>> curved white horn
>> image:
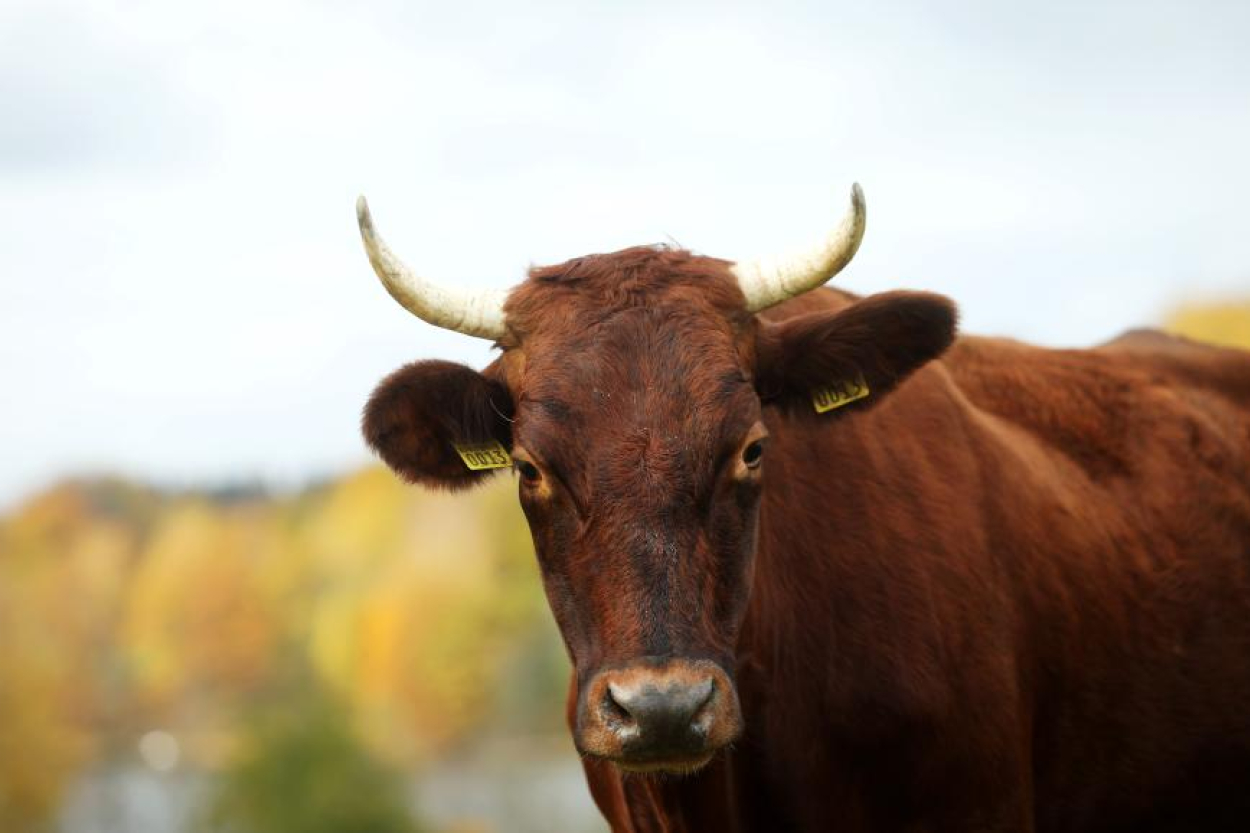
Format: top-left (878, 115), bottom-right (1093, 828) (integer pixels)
top-left (356, 196), bottom-right (508, 340)
top-left (730, 184), bottom-right (867, 313)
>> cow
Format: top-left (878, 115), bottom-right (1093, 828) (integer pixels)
top-left (354, 186), bottom-right (1250, 832)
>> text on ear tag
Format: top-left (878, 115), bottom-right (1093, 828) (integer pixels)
top-left (453, 440), bottom-right (512, 471)
top-left (811, 373), bottom-right (870, 414)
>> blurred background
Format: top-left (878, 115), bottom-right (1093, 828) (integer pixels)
top-left (2, 0), bottom-right (1248, 830)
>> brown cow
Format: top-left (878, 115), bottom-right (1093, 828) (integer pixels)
top-left (355, 188), bottom-right (1250, 832)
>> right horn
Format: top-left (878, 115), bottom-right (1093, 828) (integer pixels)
top-left (730, 184), bottom-right (866, 313)
top-left (356, 196), bottom-right (509, 341)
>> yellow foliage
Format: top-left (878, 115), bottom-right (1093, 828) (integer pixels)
top-left (122, 503), bottom-right (278, 706)
top-left (306, 475), bottom-right (547, 762)
top-left (1166, 299), bottom-right (1250, 350)
top-left (0, 487), bottom-right (109, 828)
top-left (0, 643), bottom-right (90, 829)
top-left (0, 464), bottom-right (563, 826)
top-left (305, 466), bottom-right (411, 578)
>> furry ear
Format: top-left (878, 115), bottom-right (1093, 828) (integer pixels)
top-left (755, 291), bottom-right (957, 416)
top-left (363, 360), bottom-right (515, 490)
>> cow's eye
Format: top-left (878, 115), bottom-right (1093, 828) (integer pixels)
top-left (742, 440), bottom-right (765, 469)
top-left (516, 460), bottom-right (542, 483)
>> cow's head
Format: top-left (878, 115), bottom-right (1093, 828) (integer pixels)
top-left (357, 187), bottom-right (955, 773)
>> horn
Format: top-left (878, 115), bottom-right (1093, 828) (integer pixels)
top-left (730, 184), bottom-right (866, 313)
top-left (356, 196), bottom-right (508, 340)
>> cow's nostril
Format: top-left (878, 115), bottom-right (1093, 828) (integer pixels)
top-left (603, 683), bottom-right (635, 727)
top-left (687, 678), bottom-right (715, 724)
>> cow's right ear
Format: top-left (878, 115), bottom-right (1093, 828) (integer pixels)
top-left (362, 360), bottom-right (515, 490)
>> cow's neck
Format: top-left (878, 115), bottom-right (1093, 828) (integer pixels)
top-left (745, 361), bottom-right (983, 734)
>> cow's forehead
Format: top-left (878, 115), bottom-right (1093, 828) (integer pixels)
top-left (501, 246), bottom-right (753, 403)
top-left (517, 305), bottom-right (751, 421)
top-left (502, 245), bottom-right (749, 340)
top-left (503, 308), bottom-right (759, 485)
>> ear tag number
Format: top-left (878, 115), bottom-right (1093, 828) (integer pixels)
top-left (453, 440), bottom-right (512, 471)
top-left (811, 373), bottom-right (870, 414)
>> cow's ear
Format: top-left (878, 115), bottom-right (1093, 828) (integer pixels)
top-left (363, 359), bottom-right (515, 490)
top-left (754, 291), bottom-right (957, 416)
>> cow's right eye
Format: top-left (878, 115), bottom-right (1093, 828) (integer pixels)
top-left (516, 460), bottom-right (542, 483)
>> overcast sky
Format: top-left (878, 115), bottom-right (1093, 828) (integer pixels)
top-left (2, 0), bottom-right (1249, 509)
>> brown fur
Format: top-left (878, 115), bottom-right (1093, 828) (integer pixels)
top-left (363, 245), bottom-right (1250, 832)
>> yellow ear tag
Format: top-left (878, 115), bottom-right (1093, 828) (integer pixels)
top-left (811, 373), bottom-right (870, 414)
top-left (452, 440), bottom-right (513, 471)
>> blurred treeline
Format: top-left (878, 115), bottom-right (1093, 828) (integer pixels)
top-left (0, 468), bottom-right (572, 832)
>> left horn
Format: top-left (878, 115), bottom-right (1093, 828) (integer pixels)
top-left (730, 184), bottom-right (867, 313)
top-left (356, 196), bottom-right (508, 340)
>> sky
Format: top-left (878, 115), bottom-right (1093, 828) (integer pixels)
top-left (2, 0), bottom-right (1249, 509)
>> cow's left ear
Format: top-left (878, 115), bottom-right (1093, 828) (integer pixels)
top-left (754, 291), bottom-right (957, 415)
top-left (363, 359), bottom-right (515, 490)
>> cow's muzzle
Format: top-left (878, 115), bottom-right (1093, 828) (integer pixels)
top-left (576, 659), bottom-right (742, 773)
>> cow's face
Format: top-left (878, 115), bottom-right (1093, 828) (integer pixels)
top-left (362, 247), bottom-right (955, 773)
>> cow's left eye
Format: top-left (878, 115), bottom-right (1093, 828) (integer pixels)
top-left (742, 440), bottom-right (765, 469)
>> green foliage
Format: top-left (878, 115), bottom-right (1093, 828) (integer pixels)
top-left (199, 679), bottom-right (422, 833)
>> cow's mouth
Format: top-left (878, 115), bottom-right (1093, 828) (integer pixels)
top-left (613, 750), bottom-right (717, 775)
